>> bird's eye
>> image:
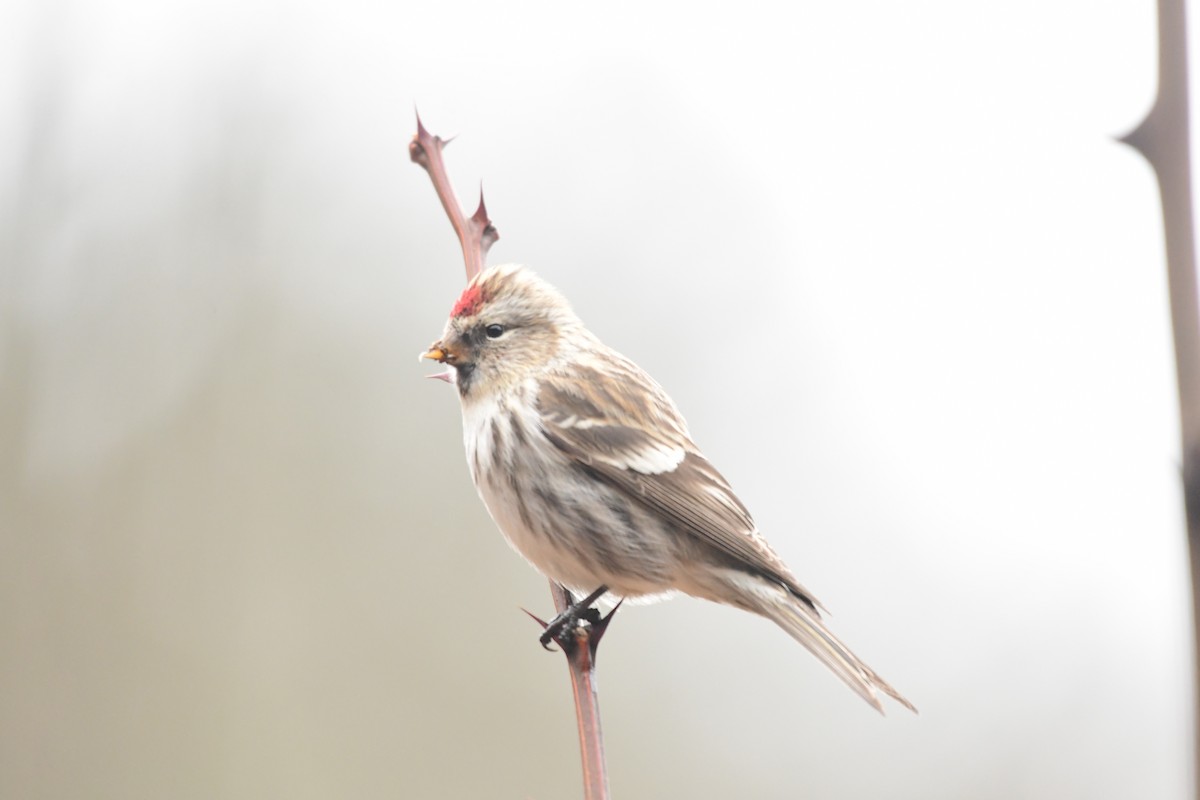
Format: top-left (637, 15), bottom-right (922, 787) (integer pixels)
top-left (484, 324), bottom-right (505, 339)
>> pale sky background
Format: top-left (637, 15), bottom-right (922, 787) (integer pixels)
top-left (1, 1), bottom-right (1195, 798)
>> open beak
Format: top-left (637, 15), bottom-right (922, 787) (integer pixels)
top-left (420, 341), bottom-right (457, 384)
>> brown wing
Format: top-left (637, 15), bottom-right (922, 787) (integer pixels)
top-left (535, 355), bottom-right (819, 609)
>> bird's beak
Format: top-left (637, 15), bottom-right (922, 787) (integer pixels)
top-left (420, 341), bottom-right (453, 364)
top-left (420, 341), bottom-right (459, 384)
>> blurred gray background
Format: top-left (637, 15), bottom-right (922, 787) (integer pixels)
top-left (1, 1), bottom-right (1191, 798)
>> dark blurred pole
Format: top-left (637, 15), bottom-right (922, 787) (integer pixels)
top-left (1119, 0), bottom-right (1200, 795)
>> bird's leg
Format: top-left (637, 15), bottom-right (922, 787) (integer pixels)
top-left (538, 585), bottom-right (609, 649)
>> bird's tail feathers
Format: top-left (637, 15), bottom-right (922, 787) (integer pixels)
top-left (720, 570), bottom-right (916, 714)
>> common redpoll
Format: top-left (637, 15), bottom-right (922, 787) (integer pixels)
top-left (422, 264), bottom-right (914, 713)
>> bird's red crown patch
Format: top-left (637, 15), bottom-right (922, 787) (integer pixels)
top-left (450, 284), bottom-right (485, 318)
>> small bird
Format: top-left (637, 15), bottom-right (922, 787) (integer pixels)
top-left (422, 264), bottom-right (914, 713)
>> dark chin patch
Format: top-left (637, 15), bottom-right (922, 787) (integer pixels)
top-left (455, 363), bottom-right (476, 395)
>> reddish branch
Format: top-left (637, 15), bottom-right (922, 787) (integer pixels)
top-left (409, 113), bottom-right (611, 800)
top-left (409, 116), bottom-right (498, 281)
top-left (539, 584), bottom-right (617, 800)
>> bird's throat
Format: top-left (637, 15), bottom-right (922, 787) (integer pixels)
top-left (454, 362), bottom-right (476, 396)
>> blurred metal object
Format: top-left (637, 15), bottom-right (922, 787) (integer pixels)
top-left (1119, 1), bottom-right (1200, 795)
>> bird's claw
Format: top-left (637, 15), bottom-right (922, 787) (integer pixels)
top-left (537, 606), bottom-right (601, 648)
top-left (521, 607), bottom-right (556, 651)
top-left (527, 585), bottom-right (613, 652)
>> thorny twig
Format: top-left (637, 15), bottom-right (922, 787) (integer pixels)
top-left (409, 116), bottom-right (498, 281)
top-left (526, 587), bottom-right (620, 800)
top-left (410, 112), bottom-right (612, 800)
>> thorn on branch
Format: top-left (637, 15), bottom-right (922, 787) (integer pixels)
top-left (522, 608), bottom-right (548, 628)
top-left (409, 111), bottom-right (437, 170)
top-left (474, 188), bottom-right (499, 256)
top-left (472, 189), bottom-right (490, 226)
top-left (409, 111), bottom-right (498, 281)
top-left (588, 600), bottom-right (623, 654)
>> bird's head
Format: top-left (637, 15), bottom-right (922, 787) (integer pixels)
top-left (421, 264), bottom-right (581, 398)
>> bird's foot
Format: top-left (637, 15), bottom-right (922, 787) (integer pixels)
top-left (524, 585), bottom-right (610, 651)
top-left (539, 605), bottom-right (602, 650)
